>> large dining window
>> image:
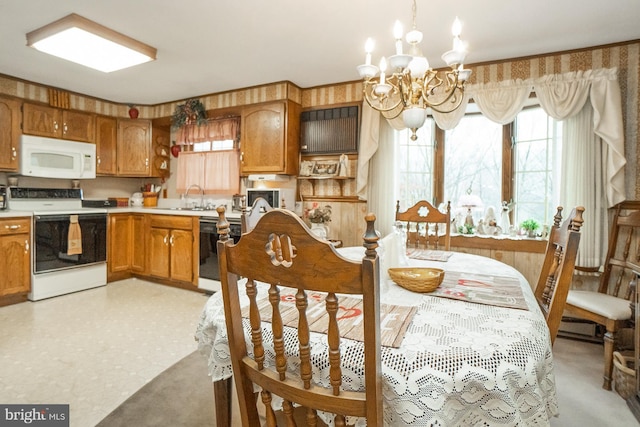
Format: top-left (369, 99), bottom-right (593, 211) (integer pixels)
top-left (395, 105), bottom-right (562, 227)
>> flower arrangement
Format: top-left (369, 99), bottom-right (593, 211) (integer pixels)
top-left (306, 204), bottom-right (332, 224)
top-left (171, 98), bottom-right (207, 129)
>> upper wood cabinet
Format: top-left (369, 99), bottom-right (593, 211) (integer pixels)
top-left (0, 96), bottom-right (20, 171)
top-left (240, 100), bottom-right (301, 175)
top-left (117, 119), bottom-right (152, 176)
top-left (95, 115), bottom-right (117, 175)
top-left (22, 102), bottom-right (95, 142)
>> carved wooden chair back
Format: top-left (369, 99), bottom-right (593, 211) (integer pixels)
top-left (216, 206), bottom-right (383, 426)
top-left (241, 196), bottom-right (273, 233)
top-left (395, 200), bottom-right (451, 251)
top-left (564, 201), bottom-right (640, 389)
top-left (534, 206), bottom-right (585, 345)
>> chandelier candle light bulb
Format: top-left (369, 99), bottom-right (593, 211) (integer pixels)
top-left (379, 57), bottom-right (387, 85)
top-left (394, 21), bottom-right (404, 55)
top-left (365, 38), bottom-right (374, 65)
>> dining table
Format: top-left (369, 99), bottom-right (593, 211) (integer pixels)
top-left (195, 246), bottom-right (559, 426)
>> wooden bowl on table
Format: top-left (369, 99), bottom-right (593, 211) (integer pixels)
top-left (388, 267), bottom-right (445, 293)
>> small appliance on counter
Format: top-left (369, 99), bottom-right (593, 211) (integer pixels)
top-left (246, 188), bottom-right (295, 209)
top-left (130, 192), bottom-right (144, 207)
top-left (82, 199), bottom-right (119, 208)
top-left (0, 185), bottom-right (6, 210)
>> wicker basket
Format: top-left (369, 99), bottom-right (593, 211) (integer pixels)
top-left (613, 351), bottom-right (636, 399)
top-left (388, 268), bottom-right (444, 293)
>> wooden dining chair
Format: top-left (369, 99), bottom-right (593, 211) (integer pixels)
top-left (395, 200), bottom-right (451, 251)
top-left (216, 206), bottom-right (383, 426)
top-left (241, 196), bottom-right (273, 233)
top-left (534, 206), bottom-right (585, 345)
top-left (564, 201), bottom-right (640, 390)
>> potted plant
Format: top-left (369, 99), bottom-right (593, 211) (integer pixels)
top-left (520, 218), bottom-right (540, 238)
top-left (171, 98), bottom-right (207, 129)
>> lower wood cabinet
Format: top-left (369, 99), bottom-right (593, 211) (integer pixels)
top-left (0, 217), bottom-right (31, 306)
top-left (147, 215), bottom-right (198, 286)
top-left (107, 213), bottom-right (147, 282)
top-left (108, 213), bottom-right (198, 288)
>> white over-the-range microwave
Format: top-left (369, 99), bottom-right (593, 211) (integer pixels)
top-left (246, 188), bottom-right (296, 209)
top-left (20, 134), bottom-right (97, 179)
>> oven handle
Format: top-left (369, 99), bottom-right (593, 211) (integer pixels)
top-left (35, 214), bottom-right (108, 222)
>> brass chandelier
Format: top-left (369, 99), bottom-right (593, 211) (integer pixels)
top-left (357, 0), bottom-right (471, 140)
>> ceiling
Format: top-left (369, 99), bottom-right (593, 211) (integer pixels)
top-left (2, 0), bottom-right (639, 106)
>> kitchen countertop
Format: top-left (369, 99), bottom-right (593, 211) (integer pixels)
top-left (0, 207), bottom-right (243, 219)
top-left (116, 206), bottom-right (243, 219)
top-left (0, 210), bottom-right (32, 218)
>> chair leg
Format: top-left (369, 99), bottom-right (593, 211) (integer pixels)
top-left (603, 330), bottom-right (615, 390)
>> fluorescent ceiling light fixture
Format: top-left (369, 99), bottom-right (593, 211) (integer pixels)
top-left (26, 13), bottom-right (157, 73)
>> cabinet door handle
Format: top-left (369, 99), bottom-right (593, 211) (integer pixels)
top-left (54, 121), bottom-right (59, 131)
top-left (11, 146), bottom-right (16, 160)
top-left (240, 152), bottom-right (244, 163)
top-left (163, 235), bottom-right (168, 245)
top-left (63, 123), bottom-right (68, 134)
top-left (169, 235), bottom-right (174, 246)
top-left (24, 240), bottom-right (29, 253)
top-left (5, 224), bottom-right (21, 230)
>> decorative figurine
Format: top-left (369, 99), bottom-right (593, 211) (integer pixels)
top-left (501, 201), bottom-right (514, 234)
top-left (338, 153), bottom-right (349, 177)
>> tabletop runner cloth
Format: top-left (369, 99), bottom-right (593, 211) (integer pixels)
top-left (195, 251), bottom-right (558, 426)
top-left (241, 292), bottom-right (417, 348)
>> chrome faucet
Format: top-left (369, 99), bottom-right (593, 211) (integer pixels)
top-left (184, 184), bottom-right (204, 209)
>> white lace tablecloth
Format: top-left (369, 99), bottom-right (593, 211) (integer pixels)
top-left (195, 250), bottom-right (558, 426)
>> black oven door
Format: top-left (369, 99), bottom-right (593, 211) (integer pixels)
top-left (199, 219), bottom-right (242, 281)
top-left (34, 213), bottom-right (107, 273)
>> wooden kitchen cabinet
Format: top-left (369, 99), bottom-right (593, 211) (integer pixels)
top-left (22, 102), bottom-right (95, 142)
top-left (0, 96), bottom-right (20, 171)
top-left (107, 213), bottom-right (147, 282)
top-left (0, 217), bottom-right (31, 306)
top-left (240, 100), bottom-right (301, 175)
top-left (131, 213), bottom-right (147, 273)
top-left (95, 115), bottom-right (117, 175)
top-left (117, 119), bottom-right (152, 176)
top-left (147, 215), bottom-right (198, 286)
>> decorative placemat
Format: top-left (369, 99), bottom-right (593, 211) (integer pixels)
top-left (242, 291), bottom-right (416, 348)
top-left (407, 248), bottom-right (454, 262)
top-left (430, 271), bottom-right (529, 310)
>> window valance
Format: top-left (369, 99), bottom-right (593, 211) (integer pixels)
top-left (376, 68), bottom-right (625, 207)
top-left (175, 116), bottom-right (240, 145)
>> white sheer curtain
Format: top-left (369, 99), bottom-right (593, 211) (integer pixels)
top-left (176, 150), bottom-right (240, 194)
top-left (561, 103), bottom-right (607, 267)
top-left (361, 67), bottom-right (626, 267)
top-left (366, 119), bottom-right (396, 236)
